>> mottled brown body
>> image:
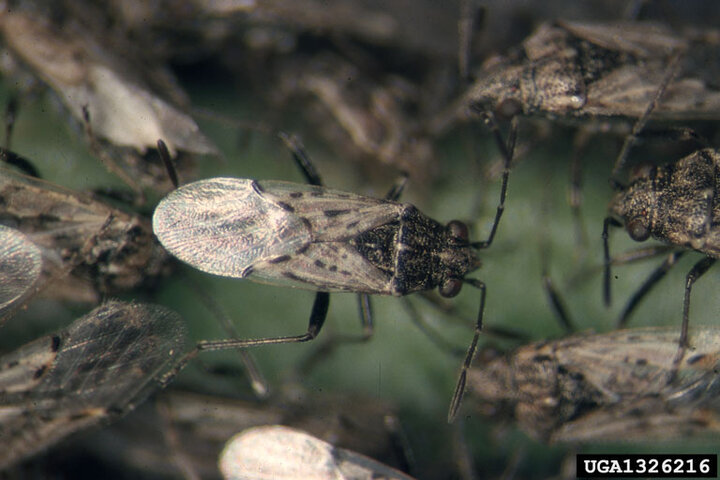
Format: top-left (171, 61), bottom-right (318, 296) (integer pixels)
top-left (153, 178), bottom-right (480, 297)
top-left (469, 327), bottom-right (720, 443)
top-left (609, 148), bottom-right (720, 257)
top-left (443, 20), bottom-right (720, 128)
top-left (0, 167), bottom-right (171, 303)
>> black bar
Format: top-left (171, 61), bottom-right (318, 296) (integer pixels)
top-left (577, 454), bottom-right (717, 478)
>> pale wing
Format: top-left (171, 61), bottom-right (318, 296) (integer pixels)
top-left (553, 327), bottom-right (719, 400)
top-left (154, 178), bottom-right (312, 278)
top-left (220, 425), bottom-right (415, 480)
top-left (551, 399), bottom-right (720, 443)
top-left (558, 21), bottom-right (684, 57)
top-left (0, 226), bottom-right (42, 317)
top-left (259, 181), bottom-right (405, 241)
top-left (583, 66), bottom-right (720, 119)
top-left (0, 302), bottom-right (187, 469)
top-left (250, 242), bottom-right (393, 294)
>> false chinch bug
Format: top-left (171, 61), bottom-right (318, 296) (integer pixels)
top-left (220, 425), bottom-right (416, 480)
top-left (153, 123), bottom-right (515, 422)
top-left (468, 326), bottom-right (720, 443)
top-left (0, 301), bottom-right (189, 469)
top-left (603, 148), bottom-right (720, 364)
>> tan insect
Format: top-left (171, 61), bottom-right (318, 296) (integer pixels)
top-left (468, 326), bottom-right (720, 443)
top-left (0, 164), bottom-right (171, 307)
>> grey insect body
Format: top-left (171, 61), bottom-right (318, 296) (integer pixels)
top-left (0, 301), bottom-right (188, 469)
top-left (604, 148), bottom-right (720, 349)
top-left (469, 326), bottom-right (720, 443)
top-left (153, 178), bottom-right (480, 297)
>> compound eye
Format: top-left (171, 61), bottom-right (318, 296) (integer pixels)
top-left (496, 97), bottom-right (523, 120)
top-left (447, 220), bottom-right (469, 243)
top-left (439, 278), bottom-right (463, 298)
top-left (627, 217), bottom-right (650, 242)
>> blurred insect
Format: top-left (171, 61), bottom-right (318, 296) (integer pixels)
top-left (0, 7), bottom-right (217, 194)
top-left (0, 158), bottom-right (171, 305)
top-left (0, 301), bottom-right (189, 469)
top-left (467, 326), bottom-right (720, 443)
top-left (603, 148), bottom-right (720, 360)
top-left (0, 225), bottom-right (42, 321)
top-left (220, 425), bottom-right (416, 480)
top-left (273, 53), bottom-right (436, 180)
top-left (153, 128), bottom-right (515, 422)
top-left (71, 386), bottom-right (412, 479)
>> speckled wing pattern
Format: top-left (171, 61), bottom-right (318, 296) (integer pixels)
top-left (154, 178), bottom-right (404, 293)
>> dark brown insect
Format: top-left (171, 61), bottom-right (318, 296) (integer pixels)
top-left (603, 148), bottom-right (720, 356)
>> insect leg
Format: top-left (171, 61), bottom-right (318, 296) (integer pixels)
top-left (472, 114), bottom-right (516, 249)
top-left (157, 139), bottom-right (179, 189)
top-left (4, 93), bottom-right (18, 150)
top-left (278, 131), bottom-right (323, 186)
top-left (82, 106), bottom-right (145, 202)
top-left (400, 298), bottom-right (466, 356)
top-left (160, 292), bottom-right (332, 389)
top-left (199, 291), bottom-right (330, 351)
top-left (602, 216), bottom-right (624, 306)
top-left (0, 146), bottom-right (40, 178)
top-left (448, 277), bottom-right (485, 422)
top-left (568, 127), bottom-right (594, 251)
top-left (678, 256), bottom-right (716, 351)
top-left (610, 50), bottom-right (684, 179)
top-left (617, 250), bottom-right (685, 328)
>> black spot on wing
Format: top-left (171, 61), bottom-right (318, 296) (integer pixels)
top-left (314, 259), bottom-right (326, 268)
top-left (269, 255), bottom-right (291, 264)
top-left (324, 209), bottom-right (351, 217)
top-left (276, 201), bottom-right (295, 213)
top-left (686, 354), bottom-right (706, 365)
top-left (289, 192), bottom-right (303, 198)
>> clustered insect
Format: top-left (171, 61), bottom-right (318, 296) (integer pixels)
top-left (1, 1), bottom-right (720, 478)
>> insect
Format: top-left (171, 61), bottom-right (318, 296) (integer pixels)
top-left (0, 7), bottom-right (217, 193)
top-left (0, 225), bottom-right (42, 321)
top-left (273, 53), bottom-right (436, 180)
top-left (435, 19), bottom-right (720, 246)
top-left (603, 148), bottom-right (720, 359)
top-left (0, 161), bottom-right (171, 304)
top-left (467, 326), bottom-right (720, 443)
top-left (446, 20), bottom-right (720, 125)
top-left (70, 386), bottom-right (412, 479)
top-left (0, 300), bottom-right (189, 469)
top-left (153, 130), bottom-right (514, 422)
top-left (219, 424), bottom-right (416, 480)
